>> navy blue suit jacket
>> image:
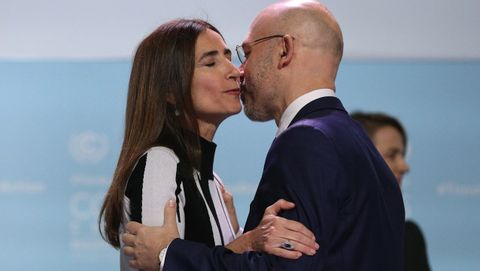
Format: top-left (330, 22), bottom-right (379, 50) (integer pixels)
top-left (164, 97), bottom-right (405, 271)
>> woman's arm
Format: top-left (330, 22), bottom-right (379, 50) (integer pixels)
top-left (125, 147), bottom-right (184, 229)
top-left (225, 199), bottom-right (319, 259)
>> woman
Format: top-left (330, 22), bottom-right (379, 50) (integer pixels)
top-left (351, 111), bottom-right (431, 271)
top-left (99, 19), bottom-right (316, 270)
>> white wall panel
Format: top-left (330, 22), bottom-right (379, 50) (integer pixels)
top-left (1, 0), bottom-right (479, 59)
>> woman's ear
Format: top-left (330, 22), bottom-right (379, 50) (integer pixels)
top-left (166, 95), bottom-right (181, 116)
top-left (166, 93), bottom-right (175, 104)
top-left (278, 34), bottom-right (294, 69)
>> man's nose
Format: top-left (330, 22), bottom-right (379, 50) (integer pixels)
top-left (239, 69), bottom-right (245, 85)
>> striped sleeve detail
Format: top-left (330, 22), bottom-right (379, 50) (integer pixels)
top-left (124, 155), bottom-right (147, 223)
top-left (141, 147), bottom-right (179, 226)
top-left (124, 147), bottom-right (180, 226)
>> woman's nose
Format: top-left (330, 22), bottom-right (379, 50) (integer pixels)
top-left (399, 157), bottom-right (410, 175)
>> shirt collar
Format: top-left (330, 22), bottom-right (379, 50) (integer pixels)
top-left (276, 88), bottom-right (335, 137)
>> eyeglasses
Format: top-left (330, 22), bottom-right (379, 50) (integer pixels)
top-left (235, 34), bottom-right (284, 64)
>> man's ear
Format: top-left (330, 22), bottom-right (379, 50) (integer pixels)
top-left (278, 34), bottom-right (294, 69)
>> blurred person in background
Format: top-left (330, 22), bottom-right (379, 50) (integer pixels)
top-left (352, 111), bottom-right (431, 271)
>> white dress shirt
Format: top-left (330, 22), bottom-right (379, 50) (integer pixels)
top-left (276, 88), bottom-right (336, 137)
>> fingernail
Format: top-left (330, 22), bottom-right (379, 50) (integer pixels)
top-left (168, 199), bottom-right (175, 207)
top-left (315, 242), bottom-right (320, 249)
top-left (309, 249), bottom-right (316, 255)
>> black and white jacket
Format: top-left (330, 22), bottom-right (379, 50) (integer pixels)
top-left (120, 138), bottom-right (239, 270)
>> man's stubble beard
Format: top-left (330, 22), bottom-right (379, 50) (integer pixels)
top-left (242, 56), bottom-right (278, 122)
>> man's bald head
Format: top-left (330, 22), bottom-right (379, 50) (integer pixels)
top-left (250, 0), bottom-right (343, 66)
top-left (240, 1), bottom-right (344, 123)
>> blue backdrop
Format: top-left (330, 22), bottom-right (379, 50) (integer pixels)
top-left (1, 60), bottom-right (479, 270)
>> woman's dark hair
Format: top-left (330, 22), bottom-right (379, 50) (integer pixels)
top-left (99, 19), bottom-right (223, 248)
top-left (351, 111), bottom-right (407, 147)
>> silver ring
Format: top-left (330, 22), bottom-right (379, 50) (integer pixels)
top-left (280, 240), bottom-right (294, 250)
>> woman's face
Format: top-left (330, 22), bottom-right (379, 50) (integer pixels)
top-left (191, 29), bottom-right (241, 128)
top-left (373, 125), bottom-right (410, 185)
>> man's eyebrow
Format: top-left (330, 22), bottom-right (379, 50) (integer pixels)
top-left (241, 39), bottom-right (253, 47)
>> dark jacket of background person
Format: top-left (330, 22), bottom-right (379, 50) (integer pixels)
top-left (405, 220), bottom-right (431, 271)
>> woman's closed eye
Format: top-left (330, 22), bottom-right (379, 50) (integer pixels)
top-left (384, 149), bottom-right (399, 160)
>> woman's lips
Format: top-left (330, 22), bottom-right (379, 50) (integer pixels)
top-left (224, 88), bottom-right (240, 95)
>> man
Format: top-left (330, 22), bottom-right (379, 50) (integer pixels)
top-left (123, 1), bottom-right (405, 270)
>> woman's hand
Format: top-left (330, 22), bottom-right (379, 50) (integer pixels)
top-left (226, 199), bottom-right (319, 259)
top-left (220, 185), bottom-right (240, 234)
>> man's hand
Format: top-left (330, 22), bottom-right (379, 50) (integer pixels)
top-left (122, 199), bottom-right (180, 271)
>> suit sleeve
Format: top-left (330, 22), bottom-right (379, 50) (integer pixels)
top-left (163, 125), bottom-right (342, 271)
